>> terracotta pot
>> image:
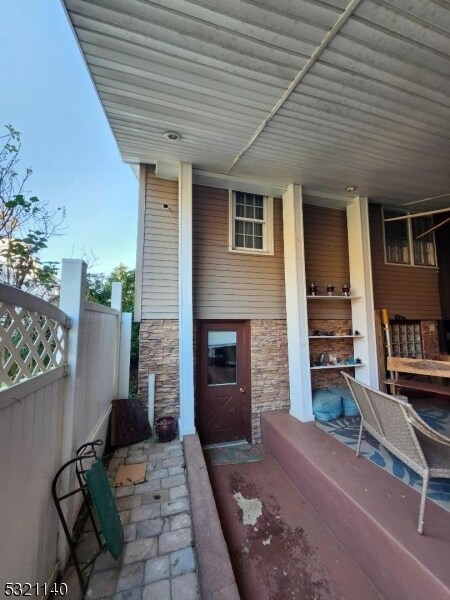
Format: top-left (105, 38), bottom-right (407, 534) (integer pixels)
top-left (155, 416), bottom-right (177, 443)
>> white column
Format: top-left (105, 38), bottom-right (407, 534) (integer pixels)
top-left (134, 165), bottom-right (146, 323)
top-left (58, 258), bottom-right (87, 565)
top-left (178, 162), bottom-right (196, 437)
top-left (282, 184), bottom-right (314, 421)
top-left (347, 197), bottom-right (378, 387)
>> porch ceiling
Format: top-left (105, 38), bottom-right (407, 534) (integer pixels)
top-left (62, 0), bottom-right (450, 207)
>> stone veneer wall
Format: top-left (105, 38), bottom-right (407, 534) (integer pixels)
top-left (138, 320), bottom-right (180, 419)
top-left (251, 320), bottom-right (290, 443)
top-left (140, 317), bottom-right (371, 439)
top-left (421, 321), bottom-right (440, 359)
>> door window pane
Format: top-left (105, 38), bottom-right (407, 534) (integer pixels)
top-left (207, 331), bottom-right (237, 386)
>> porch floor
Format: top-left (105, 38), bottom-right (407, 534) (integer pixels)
top-left (206, 444), bottom-right (382, 600)
top-left (262, 410), bottom-right (450, 600)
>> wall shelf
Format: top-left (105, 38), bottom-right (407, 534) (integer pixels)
top-left (309, 335), bottom-right (363, 339)
top-left (310, 363), bottom-right (365, 370)
top-left (306, 295), bottom-right (361, 300)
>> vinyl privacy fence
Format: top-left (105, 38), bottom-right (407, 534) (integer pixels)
top-left (0, 259), bottom-right (131, 593)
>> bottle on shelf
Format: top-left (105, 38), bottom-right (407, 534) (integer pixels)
top-left (309, 282), bottom-right (318, 296)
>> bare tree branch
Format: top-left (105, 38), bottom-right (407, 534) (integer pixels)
top-left (0, 125), bottom-right (65, 298)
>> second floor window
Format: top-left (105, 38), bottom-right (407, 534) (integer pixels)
top-left (383, 208), bottom-right (436, 267)
top-left (229, 191), bottom-right (274, 255)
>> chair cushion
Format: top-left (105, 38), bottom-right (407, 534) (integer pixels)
top-left (312, 389), bottom-right (343, 421)
top-left (329, 387), bottom-right (360, 417)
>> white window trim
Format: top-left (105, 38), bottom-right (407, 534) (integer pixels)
top-left (382, 206), bottom-right (438, 269)
top-left (228, 190), bottom-right (274, 255)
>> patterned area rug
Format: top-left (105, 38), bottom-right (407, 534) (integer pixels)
top-left (316, 407), bottom-right (450, 512)
top-left (204, 442), bottom-right (265, 466)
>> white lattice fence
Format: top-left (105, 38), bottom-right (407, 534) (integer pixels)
top-left (0, 266), bottom-right (130, 588)
top-left (0, 285), bottom-right (70, 387)
top-left (0, 284), bottom-right (71, 590)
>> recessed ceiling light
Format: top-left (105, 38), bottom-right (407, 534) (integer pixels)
top-left (346, 185), bottom-right (358, 192)
top-left (164, 131), bottom-right (182, 141)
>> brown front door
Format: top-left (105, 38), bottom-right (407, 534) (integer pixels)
top-left (197, 321), bottom-right (251, 445)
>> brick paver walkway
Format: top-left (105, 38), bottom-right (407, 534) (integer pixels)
top-left (64, 437), bottom-right (200, 600)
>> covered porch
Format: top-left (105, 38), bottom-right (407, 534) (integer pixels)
top-left (59, 1), bottom-right (450, 597)
top-left (62, 0), bottom-right (450, 438)
top-left (212, 408), bottom-right (450, 600)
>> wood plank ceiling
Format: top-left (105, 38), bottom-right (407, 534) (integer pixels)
top-left (62, 0), bottom-right (450, 206)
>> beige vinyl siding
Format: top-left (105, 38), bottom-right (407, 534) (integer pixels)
top-left (303, 203), bottom-right (351, 320)
top-left (193, 185), bottom-right (286, 319)
top-left (141, 167), bottom-right (179, 319)
top-left (369, 204), bottom-right (441, 320)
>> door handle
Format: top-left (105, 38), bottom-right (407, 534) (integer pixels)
top-left (239, 387), bottom-right (245, 393)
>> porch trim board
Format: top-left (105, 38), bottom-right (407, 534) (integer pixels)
top-left (178, 162), bottom-right (196, 437)
top-left (282, 184), bottom-right (314, 422)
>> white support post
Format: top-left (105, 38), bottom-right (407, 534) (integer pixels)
top-left (347, 197), bottom-right (379, 387)
top-left (58, 258), bottom-right (87, 566)
top-left (134, 164), bottom-right (146, 323)
top-left (178, 162), bottom-right (196, 437)
top-left (282, 184), bottom-right (314, 422)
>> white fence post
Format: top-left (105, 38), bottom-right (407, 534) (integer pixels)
top-left (118, 313), bottom-right (132, 398)
top-left (111, 281), bottom-right (122, 312)
top-left (57, 259), bottom-right (87, 567)
top-left (111, 282), bottom-right (122, 398)
top-left (111, 283), bottom-right (132, 398)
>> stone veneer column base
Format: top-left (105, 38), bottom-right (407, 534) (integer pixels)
top-left (138, 319), bottom-right (180, 419)
top-left (251, 320), bottom-right (290, 443)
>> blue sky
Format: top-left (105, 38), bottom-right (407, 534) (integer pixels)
top-left (1, 1), bottom-right (138, 275)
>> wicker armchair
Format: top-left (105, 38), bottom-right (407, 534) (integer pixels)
top-left (341, 372), bottom-right (450, 534)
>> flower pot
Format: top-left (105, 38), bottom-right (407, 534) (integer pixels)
top-left (155, 416), bottom-right (177, 443)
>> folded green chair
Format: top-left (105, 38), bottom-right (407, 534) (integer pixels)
top-left (85, 459), bottom-right (124, 560)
